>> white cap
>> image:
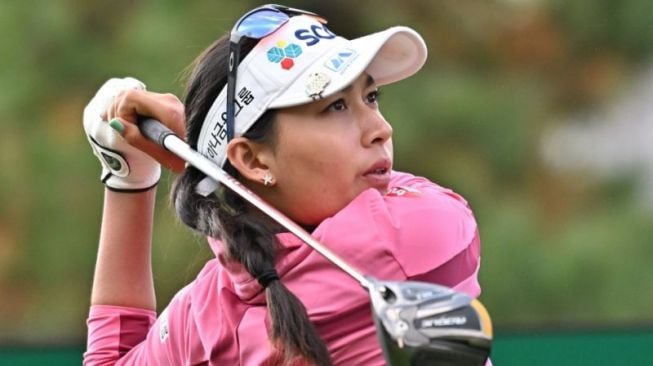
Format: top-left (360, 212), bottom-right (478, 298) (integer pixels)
top-left (195, 15), bottom-right (427, 195)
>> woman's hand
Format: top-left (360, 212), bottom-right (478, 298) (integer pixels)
top-left (84, 77), bottom-right (160, 191)
top-left (103, 84), bottom-right (187, 173)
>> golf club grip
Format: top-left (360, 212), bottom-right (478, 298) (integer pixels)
top-left (138, 117), bottom-right (175, 148)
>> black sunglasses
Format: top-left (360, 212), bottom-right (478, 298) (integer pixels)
top-left (225, 4), bottom-right (327, 141)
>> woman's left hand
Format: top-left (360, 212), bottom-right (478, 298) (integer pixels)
top-left (102, 80), bottom-right (187, 173)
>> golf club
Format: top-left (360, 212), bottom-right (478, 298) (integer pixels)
top-left (138, 117), bottom-right (493, 365)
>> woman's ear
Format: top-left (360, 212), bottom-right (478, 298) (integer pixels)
top-left (226, 137), bottom-right (274, 185)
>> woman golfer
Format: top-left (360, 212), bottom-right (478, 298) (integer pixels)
top-left (83, 4), bottom-right (485, 365)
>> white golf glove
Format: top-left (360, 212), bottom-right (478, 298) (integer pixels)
top-left (83, 77), bottom-right (160, 192)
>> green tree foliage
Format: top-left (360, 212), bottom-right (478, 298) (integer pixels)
top-left (1, 0), bottom-right (651, 343)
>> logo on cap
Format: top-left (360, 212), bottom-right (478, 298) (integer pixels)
top-left (267, 40), bottom-right (303, 70)
top-left (325, 49), bottom-right (358, 74)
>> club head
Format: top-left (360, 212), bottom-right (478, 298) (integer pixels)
top-left (367, 278), bottom-right (492, 366)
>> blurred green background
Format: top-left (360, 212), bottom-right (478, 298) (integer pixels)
top-left (2, 0), bottom-right (653, 364)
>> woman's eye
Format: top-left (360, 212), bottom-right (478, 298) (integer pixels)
top-left (327, 99), bottom-right (347, 112)
top-left (367, 90), bottom-right (380, 104)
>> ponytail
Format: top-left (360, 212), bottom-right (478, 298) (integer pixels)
top-left (172, 34), bottom-right (332, 365)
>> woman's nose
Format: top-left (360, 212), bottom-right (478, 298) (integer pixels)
top-left (361, 109), bottom-right (393, 146)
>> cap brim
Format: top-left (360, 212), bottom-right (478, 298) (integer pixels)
top-left (269, 26), bottom-right (427, 109)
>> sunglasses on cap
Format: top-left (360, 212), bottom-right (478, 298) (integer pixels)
top-left (225, 4), bottom-right (327, 141)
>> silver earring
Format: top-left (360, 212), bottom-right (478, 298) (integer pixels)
top-left (262, 171), bottom-right (274, 186)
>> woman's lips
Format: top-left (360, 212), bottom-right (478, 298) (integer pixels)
top-left (363, 159), bottom-right (392, 188)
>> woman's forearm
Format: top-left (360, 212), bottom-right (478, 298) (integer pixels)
top-left (90, 188), bottom-right (157, 310)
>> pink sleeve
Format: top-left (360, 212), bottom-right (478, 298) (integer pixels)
top-left (84, 289), bottom-right (192, 366)
top-left (387, 171), bottom-right (482, 297)
top-left (315, 171), bottom-right (482, 297)
top-left (84, 305), bottom-right (156, 365)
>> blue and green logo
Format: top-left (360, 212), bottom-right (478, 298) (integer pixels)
top-left (267, 40), bottom-right (303, 70)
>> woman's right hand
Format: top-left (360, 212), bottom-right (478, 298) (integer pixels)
top-left (83, 77), bottom-right (186, 192)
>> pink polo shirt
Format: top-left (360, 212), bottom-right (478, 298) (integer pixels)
top-left (84, 171), bottom-right (483, 365)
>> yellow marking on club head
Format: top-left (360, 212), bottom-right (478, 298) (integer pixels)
top-left (276, 40), bottom-right (287, 48)
top-left (471, 299), bottom-right (493, 338)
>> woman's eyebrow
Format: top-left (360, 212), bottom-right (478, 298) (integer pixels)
top-left (366, 75), bottom-right (376, 88)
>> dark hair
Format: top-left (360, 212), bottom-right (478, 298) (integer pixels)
top-left (171, 34), bottom-right (332, 365)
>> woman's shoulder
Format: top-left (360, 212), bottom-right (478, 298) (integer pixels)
top-left (325, 170), bottom-right (473, 227)
top-left (388, 170), bottom-right (470, 204)
top-left (313, 170), bottom-right (479, 277)
top-left (317, 170), bottom-right (475, 234)
top-left (164, 258), bottom-right (223, 314)
top-left (386, 170), bottom-right (473, 220)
